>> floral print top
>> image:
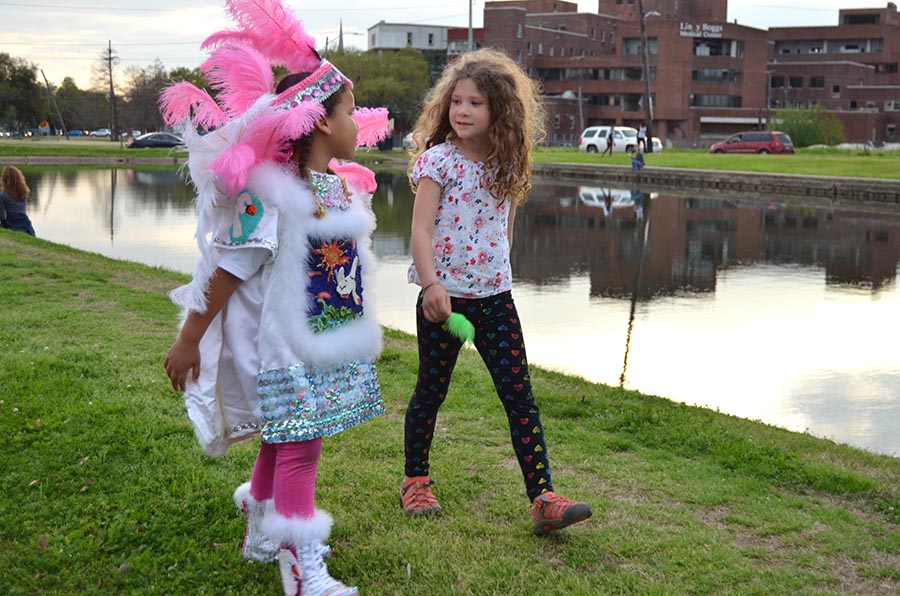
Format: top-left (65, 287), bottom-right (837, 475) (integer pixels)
top-left (407, 142), bottom-right (512, 298)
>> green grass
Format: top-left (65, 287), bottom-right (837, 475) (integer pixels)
top-left (6, 138), bottom-right (900, 180)
top-left (1, 230), bottom-right (899, 595)
top-left (533, 146), bottom-right (900, 180)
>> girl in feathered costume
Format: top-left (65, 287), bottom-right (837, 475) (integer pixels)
top-left (161, 1), bottom-right (389, 594)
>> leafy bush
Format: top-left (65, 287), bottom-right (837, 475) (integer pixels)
top-left (775, 105), bottom-right (846, 147)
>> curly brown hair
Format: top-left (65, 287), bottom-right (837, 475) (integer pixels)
top-left (410, 48), bottom-right (545, 204)
top-left (1, 166), bottom-right (30, 202)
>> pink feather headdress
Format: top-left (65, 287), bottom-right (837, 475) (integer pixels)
top-left (158, 0), bottom-right (390, 196)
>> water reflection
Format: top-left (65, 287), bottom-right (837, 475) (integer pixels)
top-left (17, 166), bottom-right (900, 457)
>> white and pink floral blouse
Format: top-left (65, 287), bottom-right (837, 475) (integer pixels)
top-left (407, 142), bottom-right (513, 299)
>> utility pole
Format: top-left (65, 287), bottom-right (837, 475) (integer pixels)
top-left (40, 69), bottom-right (68, 139)
top-left (468, 0), bottom-right (474, 51)
top-left (107, 41), bottom-right (118, 142)
top-left (638, 0), bottom-right (656, 153)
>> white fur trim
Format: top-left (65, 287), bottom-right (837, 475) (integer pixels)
top-left (249, 163), bottom-right (383, 369)
top-left (233, 481), bottom-right (253, 508)
top-left (262, 509), bottom-right (333, 547)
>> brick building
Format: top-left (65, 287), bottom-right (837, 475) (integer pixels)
top-left (767, 3), bottom-right (900, 144)
top-left (489, 0), bottom-right (900, 146)
top-left (370, 1), bottom-right (900, 146)
top-left (482, 0), bottom-right (770, 147)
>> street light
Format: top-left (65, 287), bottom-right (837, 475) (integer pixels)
top-left (638, 0), bottom-right (660, 153)
top-left (323, 29), bottom-right (364, 57)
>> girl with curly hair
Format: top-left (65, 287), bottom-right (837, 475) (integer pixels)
top-left (400, 48), bottom-right (592, 536)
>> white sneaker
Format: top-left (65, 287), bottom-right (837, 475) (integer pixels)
top-left (298, 542), bottom-right (358, 596)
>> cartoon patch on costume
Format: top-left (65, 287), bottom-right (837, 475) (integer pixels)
top-left (229, 190), bottom-right (264, 243)
top-left (306, 237), bottom-right (364, 332)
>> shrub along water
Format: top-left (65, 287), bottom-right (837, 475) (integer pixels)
top-left (1, 231), bottom-right (899, 595)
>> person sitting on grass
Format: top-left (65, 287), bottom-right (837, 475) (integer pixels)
top-left (0, 166), bottom-right (35, 236)
top-left (631, 147), bottom-right (645, 172)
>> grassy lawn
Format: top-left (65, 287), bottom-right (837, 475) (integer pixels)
top-left (1, 230), bottom-right (899, 595)
top-left (5, 138), bottom-right (900, 180)
top-left (533, 146), bottom-right (900, 180)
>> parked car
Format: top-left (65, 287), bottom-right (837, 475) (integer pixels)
top-left (401, 132), bottom-right (418, 150)
top-left (709, 131), bottom-right (794, 154)
top-left (66, 130), bottom-right (84, 137)
top-left (127, 132), bottom-right (184, 149)
top-left (579, 126), bottom-right (662, 154)
top-left (89, 128), bottom-right (111, 137)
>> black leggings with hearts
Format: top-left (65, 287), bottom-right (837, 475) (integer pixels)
top-left (403, 290), bottom-right (554, 501)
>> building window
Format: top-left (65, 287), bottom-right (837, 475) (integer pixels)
top-left (428, 33), bottom-right (434, 46)
top-left (849, 100), bottom-right (858, 110)
top-left (527, 42), bottom-right (532, 56)
top-left (770, 76), bottom-right (785, 89)
top-left (809, 76), bottom-right (825, 89)
top-left (692, 68), bottom-right (742, 83)
top-left (569, 115), bottom-right (576, 130)
top-left (885, 100), bottom-right (900, 111)
top-left (554, 115), bottom-right (560, 129)
top-left (538, 43), bottom-right (543, 55)
top-left (832, 85), bottom-right (841, 98)
top-left (550, 46), bottom-right (555, 57)
top-left (591, 28), bottom-right (595, 40)
top-left (406, 32), bottom-right (413, 46)
top-left (690, 94), bottom-right (743, 108)
top-left (789, 77), bottom-right (803, 89)
top-left (517, 24), bottom-right (523, 39)
top-left (623, 37), bottom-right (657, 56)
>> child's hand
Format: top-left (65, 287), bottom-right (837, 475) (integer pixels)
top-left (422, 283), bottom-right (452, 323)
top-left (164, 337), bottom-right (201, 392)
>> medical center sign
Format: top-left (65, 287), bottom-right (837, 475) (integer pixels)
top-left (680, 22), bottom-right (723, 38)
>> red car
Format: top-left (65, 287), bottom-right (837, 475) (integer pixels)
top-left (710, 131), bottom-right (794, 154)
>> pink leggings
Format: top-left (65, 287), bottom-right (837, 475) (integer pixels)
top-left (249, 439), bottom-right (321, 518)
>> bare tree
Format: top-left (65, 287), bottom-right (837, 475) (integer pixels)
top-left (92, 42), bottom-right (120, 139)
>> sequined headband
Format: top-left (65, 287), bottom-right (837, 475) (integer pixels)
top-left (273, 61), bottom-right (352, 111)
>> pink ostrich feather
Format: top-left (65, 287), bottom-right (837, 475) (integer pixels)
top-left (210, 143), bottom-right (258, 195)
top-left (329, 160), bottom-right (377, 194)
top-left (352, 107), bottom-right (391, 148)
top-left (201, 43), bottom-right (274, 115)
top-left (240, 102), bottom-right (326, 163)
top-left (159, 82), bottom-right (227, 128)
top-left (204, 0), bottom-right (320, 73)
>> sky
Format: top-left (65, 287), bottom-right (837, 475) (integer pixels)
top-left (1, 0), bottom-right (879, 89)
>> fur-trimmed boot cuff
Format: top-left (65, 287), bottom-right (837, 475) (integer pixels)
top-left (233, 482), bottom-right (278, 563)
top-left (263, 510), bottom-right (358, 596)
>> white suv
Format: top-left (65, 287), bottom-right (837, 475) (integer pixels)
top-left (579, 126), bottom-right (662, 153)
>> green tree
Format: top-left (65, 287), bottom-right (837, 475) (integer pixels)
top-left (330, 48), bottom-right (430, 133)
top-left (55, 77), bottom-right (107, 132)
top-left (775, 105), bottom-right (846, 147)
top-left (0, 53), bottom-right (44, 131)
top-left (168, 66), bottom-right (209, 91)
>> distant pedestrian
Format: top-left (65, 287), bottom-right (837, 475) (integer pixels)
top-left (0, 166), bottom-right (35, 236)
top-left (602, 125), bottom-right (615, 157)
top-left (637, 124), bottom-right (647, 150)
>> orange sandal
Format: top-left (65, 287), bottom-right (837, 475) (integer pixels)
top-left (400, 476), bottom-right (443, 515)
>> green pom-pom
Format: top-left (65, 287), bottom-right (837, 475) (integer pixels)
top-left (446, 313), bottom-right (475, 345)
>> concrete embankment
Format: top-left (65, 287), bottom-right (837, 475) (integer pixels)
top-left (0, 155), bottom-right (185, 167)
top-left (534, 162), bottom-right (900, 205)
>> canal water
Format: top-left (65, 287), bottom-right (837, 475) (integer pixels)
top-left (15, 166), bottom-right (900, 457)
